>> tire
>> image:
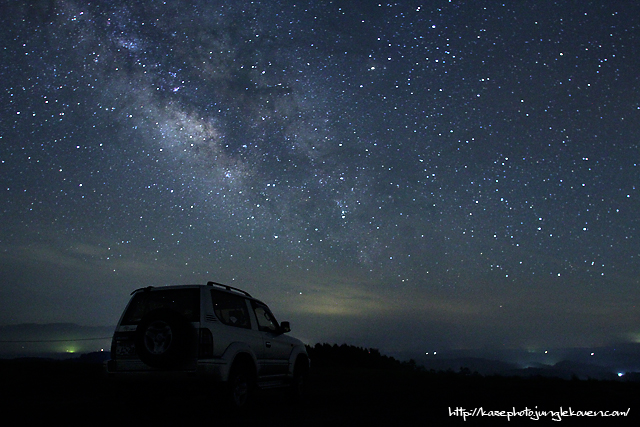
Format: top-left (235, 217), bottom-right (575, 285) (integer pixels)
top-left (289, 357), bottom-right (309, 403)
top-left (227, 362), bottom-right (254, 409)
top-left (135, 309), bottom-right (194, 369)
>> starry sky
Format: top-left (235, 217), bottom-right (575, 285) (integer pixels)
top-left (1, 0), bottom-right (639, 354)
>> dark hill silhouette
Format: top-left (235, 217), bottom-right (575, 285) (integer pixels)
top-left (1, 342), bottom-right (639, 424)
top-left (506, 360), bottom-right (620, 381)
top-left (0, 323), bottom-right (113, 358)
top-left (306, 343), bottom-right (417, 370)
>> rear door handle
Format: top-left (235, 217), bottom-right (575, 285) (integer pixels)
top-left (265, 341), bottom-right (272, 348)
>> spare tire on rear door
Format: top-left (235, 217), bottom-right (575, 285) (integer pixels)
top-left (135, 308), bottom-right (195, 369)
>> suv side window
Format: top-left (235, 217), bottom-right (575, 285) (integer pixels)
top-left (252, 302), bottom-right (279, 332)
top-left (211, 290), bottom-right (251, 329)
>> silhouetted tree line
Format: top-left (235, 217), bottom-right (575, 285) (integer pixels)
top-left (306, 343), bottom-right (420, 371)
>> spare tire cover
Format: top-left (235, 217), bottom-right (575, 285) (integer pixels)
top-left (135, 309), bottom-right (194, 369)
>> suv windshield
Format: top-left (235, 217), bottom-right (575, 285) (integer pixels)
top-left (121, 288), bottom-right (200, 325)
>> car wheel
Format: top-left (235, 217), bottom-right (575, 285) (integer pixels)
top-left (227, 362), bottom-right (253, 409)
top-left (135, 309), bottom-right (193, 369)
top-left (289, 358), bottom-right (308, 403)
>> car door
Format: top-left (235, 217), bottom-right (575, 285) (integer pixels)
top-left (209, 290), bottom-right (263, 359)
top-left (251, 301), bottom-right (291, 377)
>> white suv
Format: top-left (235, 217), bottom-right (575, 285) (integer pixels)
top-left (106, 281), bottom-right (309, 408)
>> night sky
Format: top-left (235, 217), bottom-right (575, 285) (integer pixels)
top-left (1, 0), bottom-right (639, 355)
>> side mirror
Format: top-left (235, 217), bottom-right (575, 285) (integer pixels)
top-left (280, 321), bottom-right (291, 333)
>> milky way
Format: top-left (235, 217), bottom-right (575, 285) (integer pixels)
top-left (1, 1), bottom-right (639, 352)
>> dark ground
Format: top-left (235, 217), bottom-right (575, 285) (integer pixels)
top-left (1, 358), bottom-right (637, 426)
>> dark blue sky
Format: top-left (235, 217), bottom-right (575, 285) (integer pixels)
top-left (1, 0), bottom-right (639, 354)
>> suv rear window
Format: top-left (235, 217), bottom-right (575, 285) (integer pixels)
top-left (121, 288), bottom-right (200, 325)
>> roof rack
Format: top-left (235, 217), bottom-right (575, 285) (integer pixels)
top-left (207, 281), bottom-right (252, 297)
top-left (130, 286), bottom-right (154, 295)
